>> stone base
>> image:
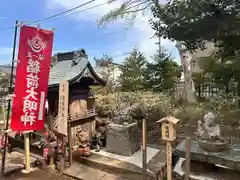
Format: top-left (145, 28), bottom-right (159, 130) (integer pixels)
top-left (175, 139), bottom-right (240, 171)
top-left (21, 167), bottom-right (34, 174)
top-left (173, 158), bottom-right (240, 180)
top-left (106, 123), bottom-right (140, 156)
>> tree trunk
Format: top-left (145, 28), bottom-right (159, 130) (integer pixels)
top-left (237, 81), bottom-right (240, 107)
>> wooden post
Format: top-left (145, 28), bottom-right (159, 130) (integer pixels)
top-left (157, 116), bottom-right (180, 180)
top-left (58, 135), bottom-right (65, 173)
top-left (58, 80), bottom-right (68, 136)
top-left (166, 141), bottom-right (172, 180)
top-left (68, 125), bottom-right (72, 166)
top-left (142, 119), bottom-right (147, 180)
top-left (185, 137), bottom-right (191, 180)
top-left (56, 80), bottom-right (69, 169)
top-left (59, 153), bottom-right (65, 173)
top-left (22, 133), bottom-right (31, 173)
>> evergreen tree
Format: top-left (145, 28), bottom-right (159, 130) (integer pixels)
top-left (119, 48), bottom-right (147, 91)
top-left (100, 54), bottom-right (116, 94)
top-left (144, 50), bottom-right (182, 92)
top-left (150, 0), bottom-right (240, 55)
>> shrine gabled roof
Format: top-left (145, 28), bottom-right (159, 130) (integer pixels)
top-left (48, 51), bottom-right (106, 88)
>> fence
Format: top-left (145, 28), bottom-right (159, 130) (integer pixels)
top-left (173, 81), bottom-right (237, 101)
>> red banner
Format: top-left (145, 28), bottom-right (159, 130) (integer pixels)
top-left (11, 25), bottom-right (54, 131)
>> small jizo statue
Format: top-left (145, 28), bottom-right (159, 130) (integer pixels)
top-left (43, 124), bottom-right (57, 164)
top-left (196, 112), bottom-right (224, 142)
top-left (76, 128), bottom-right (91, 156)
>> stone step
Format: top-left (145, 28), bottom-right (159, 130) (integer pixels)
top-left (74, 151), bottom-right (158, 180)
top-left (64, 162), bottom-right (129, 180)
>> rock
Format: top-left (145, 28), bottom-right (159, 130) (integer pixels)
top-left (106, 123), bottom-right (140, 156)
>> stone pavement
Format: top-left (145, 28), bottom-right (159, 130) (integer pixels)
top-left (5, 166), bottom-right (129, 180)
top-left (5, 167), bottom-right (70, 180)
top-left (64, 162), bottom-right (129, 180)
top-left (74, 147), bottom-right (166, 179)
top-left (0, 151), bottom-right (37, 176)
top-left (1, 152), bottom-right (128, 180)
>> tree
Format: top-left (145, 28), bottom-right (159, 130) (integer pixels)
top-left (119, 48), bottom-right (147, 91)
top-left (100, 54), bottom-right (116, 94)
top-left (150, 0), bottom-right (240, 55)
top-left (192, 55), bottom-right (237, 102)
top-left (98, 0), bottom-right (152, 26)
top-left (150, 0), bottom-right (240, 104)
top-left (144, 50), bottom-right (182, 92)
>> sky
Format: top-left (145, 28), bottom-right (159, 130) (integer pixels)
top-left (0, 0), bottom-right (180, 66)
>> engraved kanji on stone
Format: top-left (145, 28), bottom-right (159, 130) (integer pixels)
top-left (24, 87), bottom-right (38, 100)
top-left (21, 112), bottom-right (36, 126)
top-left (23, 99), bottom-right (38, 112)
top-left (26, 74), bottom-right (39, 89)
top-left (27, 59), bottom-right (40, 74)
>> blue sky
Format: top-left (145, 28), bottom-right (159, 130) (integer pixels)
top-left (0, 0), bottom-right (180, 66)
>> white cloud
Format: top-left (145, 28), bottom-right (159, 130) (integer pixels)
top-left (45, 0), bottom-right (180, 63)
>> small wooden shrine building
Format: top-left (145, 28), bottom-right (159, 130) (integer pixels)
top-left (47, 49), bottom-right (105, 146)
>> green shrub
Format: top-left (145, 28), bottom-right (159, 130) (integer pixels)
top-left (95, 91), bottom-right (240, 127)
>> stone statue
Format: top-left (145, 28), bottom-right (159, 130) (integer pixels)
top-left (196, 112), bottom-right (224, 142)
top-left (76, 128), bottom-right (91, 156)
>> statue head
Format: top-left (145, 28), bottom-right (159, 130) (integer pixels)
top-left (204, 112), bottom-right (216, 127)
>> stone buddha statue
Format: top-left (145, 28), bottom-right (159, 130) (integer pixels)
top-left (196, 112), bottom-right (224, 142)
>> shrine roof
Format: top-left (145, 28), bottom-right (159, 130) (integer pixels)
top-left (48, 50), bottom-right (106, 88)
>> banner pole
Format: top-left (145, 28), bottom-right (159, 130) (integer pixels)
top-left (1, 20), bottom-right (19, 178)
top-left (23, 132), bottom-right (31, 173)
top-left (1, 20), bottom-right (18, 177)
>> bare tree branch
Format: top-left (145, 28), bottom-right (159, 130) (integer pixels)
top-left (98, 0), bottom-right (151, 26)
top-left (124, 2), bottom-right (152, 14)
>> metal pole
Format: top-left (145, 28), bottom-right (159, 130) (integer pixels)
top-left (1, 20), bottom-right (19, 177)
top-left (142, 119), bottom-right (147, 180)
